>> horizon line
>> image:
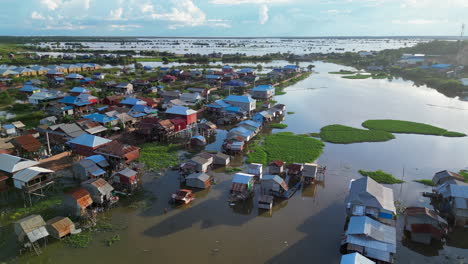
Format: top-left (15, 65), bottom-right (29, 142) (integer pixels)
top-left (0, 35), bottom-right (466, 39)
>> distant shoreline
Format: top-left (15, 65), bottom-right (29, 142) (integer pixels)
top-left (0, 36), bottom-right (464, 40)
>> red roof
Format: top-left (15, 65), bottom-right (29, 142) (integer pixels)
top-left (67, 188), bottom-right (93, 209)
top-left (13, 134), bottom-right (42, 152)
top-left (270, 160), bottom-right (285, 167)
top-left (170, 118), bottom-right (187, 126)
top-left (96, 141), bottom-right (140, 157)
top-left (410, 224), bottom-right (443, 239)
top-left (231, 182), bottom-right (247, 193)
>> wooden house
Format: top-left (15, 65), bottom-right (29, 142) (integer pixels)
top-left (230, 173), bottom-right (255, 199)
top-left (268, 160), bottom-right (285, 174)
top-left (258, 194), bottom-right (274, 210)
top-left (345, 177), bottom-right (396, 225)
top-left (102, 95), bottom-right (125, 106)
top-left (165, 106), bottom-right (198, 125)
top-left (213, 152), bottom-right (230, 166)
top-left (46, 216), bottom-right (75, 239)
top-left (12, 167), bottom-right (55, 195)
top-left (0, 154), bottom-right (39, 175)
top-left (261, 175), bottom-right (289, 196)
top-left (403, 207), bottom-right (448, 245)
top-left (247, 163), bottom-right (263, 177)
top-left (94, 141), bottom-right (140, 166)
top-left (432, 170), bottom-right (465, 186)
top-left (251, 85), bottom-right (275, 100)
top-left (10, 134), bottom-right (44, 158)
top-left (302, 163), bottom-right (318, 184)
top-left (112, 168), bottom-right (138, 191)
top-left (170, 118), bottom-right (187, 132)
top-left (114, 82), bottom-right (134, 94)
top-left (287, 163), bottom-right (303, 176)
top-left (72, 159), bottom-right (107, 181)
top-left (14, 215), bottom-right (49, 243)
top-left (340, 253), bottom-right (376, 264)
top-left (136, 117), bottom-right (161, 139)
top-left (64, 188), bottom-right (93, 217)
top-left (67, 134), bottom-right (112, 157)
top-left (189, 155), bottom-right (212, 173)
top-left (186, 172), bottom-right (211, 189)
top-left (81, 178), bottom-right (116, 206)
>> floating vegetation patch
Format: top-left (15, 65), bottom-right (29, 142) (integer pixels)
top-left (358, 169), bottom-right (404, 184)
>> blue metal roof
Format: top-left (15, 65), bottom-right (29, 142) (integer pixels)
top-left (70, 87), bottom-right (89, 93)
top-left (131, 113), bottom-right (147, 118)
top-left (431, 64), bottom-right (452, 69)
top-left (83, 113), bottom-right (118, 124)
top-left (80, 77), bottom-right (94, 82)
top-left (20, 85), bottom-right (40, 92)
top-left (3, 124), bottom-right (15, 130)
top-left (252, 85), bottom-right (274, 92)
top-left (65, 73), bottom-right (84, 79)
top-left (131, 105), bottom-right (156, 114)
top-left (205, 74), bottom-right (220, 79)
top-left (85, 154), bottom-right (107, 164)
top-left (284, 65), bottom-right (299, 69)
top-left (240, 120), bottom-right (262, 129)
top-left (120, 97), bottom-right (145, 106)
top-left (224, 95), bottom-right (255, 103)
top-left (226, 106), bottom-right (241, 113)
top-left (67, 134), bottom-right (112, 147)
top-left (238, 68), bottom-right (254, 73)
top-left (225, 80), bottom-right (247, 87)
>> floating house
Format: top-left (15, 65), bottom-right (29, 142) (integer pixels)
top-left (251, 85), bottom-right (275, 99)
top-left (432, 170), bottom-right (465, 186)
top-left (10, 134), bottom-right (43, 158)
top-left (258, 194), bottom-right (274, 210)
top-left (64, 188), bottom-right (93, 217)
top-left (261, 175), bottom-right (289, 196)
top-left (345, 177), bottom-right (396, 225)
top-left (248, 163), bottom-right (263, 177)
top-left (186, 172), bottom-right (211, 189)
top-left (81, 178), bottom-right (116, 205)
top-left (340, 253), bottom-right (375, 264)
top-left (189, 155), bottom-right (213, 173)
top-left (341, 216), bottom-right (396, 264)
top-left (14, 215), bottom-right (49, 243)
top-left (94, 140), bottom-right (140, 165)
top-left (268, 160), bottom-right (285, 174)
top-left (302, 163), bottom-right (318, 184)
top-left (112, 168), bottom-right (138, 190)
top-left (434, 183), bottom-right (468, 227)
top-left (72, 159), bottom-right (107, 181)
top-left (46, 216), bottom-right (75, 239)
top-left (287, 163), bottom-right (303, 176)
top-left (214, 152), bottom-right (230, 166)
top-left (231, 173), bottom-right (255, 199)
top-left (403, 207), bottom-right (448, 245)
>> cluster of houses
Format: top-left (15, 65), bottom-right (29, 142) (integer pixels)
top-left (0, 63), bottom-right (102, 82)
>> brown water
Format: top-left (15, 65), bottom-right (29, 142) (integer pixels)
top-left (6, 61), bottom-right (468, 264)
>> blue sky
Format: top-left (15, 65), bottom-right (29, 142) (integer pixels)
top-left (0, 0), bottom-right (466, 36)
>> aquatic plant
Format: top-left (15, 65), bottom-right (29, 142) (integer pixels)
top-left (329, 70), bottom-right (355, 74)
top-left (413, 179), bottom-right (435, 186)
top-left (65, 233), bottom-right (92, 248)
top-left (247, 132), bottom-right (324, 164)
top-left (362, 119), bottom-right (466, 137)
top-left (458, 170), bottom-right (468, 182)
top-left (287, 112), bottom-right (295, 115)
top-left (104, 235), bottom-right (121, 247)
top-left (270, 123), bottom-right (288, 129)
top-left (8, 196), bottom-right (63, 221)
top-left (319, 124), bottom-right (395, 144)
top-left (225, 167), bottom-right (243, 173)
top-left (138, 143), bottom-right (181, 170)
top-left (342, 74), bottom-right (372, 79)
top-left (358, 170), bottom-right (404, 184)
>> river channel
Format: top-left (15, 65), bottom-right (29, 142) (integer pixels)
top-left (9, 61), bottom-right (468, 264)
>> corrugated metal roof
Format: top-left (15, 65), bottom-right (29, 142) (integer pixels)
top-left (83, 178), bottom-right (114, 195)
top-left (225, 95), bottom-right (255, 103)
top-left (340, 253), bottom-right (375, 264)
top-left (13, 166), bottom-right (54, 183)
top-left (15, 214), bottom-right (49, 242)
top-left (67, 188), bottom-right (93, 209)
top-left (346, 177), bottom-right (396, 214)
top-left (166, 105), bottom-right (197, 116)
top-left (345, 216), bottom-right (396, 253)
top-left (67, 134), bottom-right (112, 148)
top-left (233, 173), bottom-right (254, 184)
top-left (187, 172), bottom-right (210, 182)
top-left (47, 216), bottom-right (74, 237)
top-left (0, 154), bottom-right (39, 173)
top-left (116, 168), bottom-right (137, 178)
top-left (261, 175), bottom-right (289, 191)
top-left (13, 134), bottom-right (42, 152)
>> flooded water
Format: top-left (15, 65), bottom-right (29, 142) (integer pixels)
top-left (30, 37), bottom-right (429, 55)
top-left (7, 61), bottom-right (468, 264)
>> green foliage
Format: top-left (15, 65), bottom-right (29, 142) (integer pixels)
top-left (270, 123), bottom-right (288, 129)
top-left (342, 74), bottom-right (372, 79)
top-left (362, 119), bottom-right (466, 137)
top-left (287, 112), bottom-right (295, 115)
top-left (458, 170), bottom-right (468, 182)
top-left (8, 103), bottom-right (34, 114)
top-left (104, 235), bottom-right (121, 247)
top-left (138, 143), bottom-right (181, 170)
top-left (329, 70), bottom-right (355, 74)
top-left (358, 169), bottom-right (404, 184)
top-left (275, 91), bottom-right (287, 95)
top-left (225, 167), bottom-right (243, 173)
top-left (320, 124), bottom-right (395, 144)
top-left (247, 132), bottom-right (324, 165)
top-left (8, 111), bottom-right (46, 128)
top-left (65, 233), bottom-right (92, 248)
top-left (309, 132), bottom-right (321, 138)
top-left (414, 179), bottom-right (435, 186)
top-left (7, 196), bottom-right (63, 221)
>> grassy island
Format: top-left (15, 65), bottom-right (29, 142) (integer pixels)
top-left (270, 123), bottom-right (288, 129)
top-left (358, 170), bottom-right (404, 184)
top-left (362, 119), bottom-right (466, 137)
top-left (414, 179), bottom-right (435, 186)
top-left (247, 132), bottom-right (324, 165)
top-left (138, 144), bottom-right (181, 170)
top-left (319, 124), bottom-right (395, 144)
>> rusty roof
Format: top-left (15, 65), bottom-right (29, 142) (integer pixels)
top-left (46, 216), bottom-right (74, 236)
top-left (270, 160), bottom-right (285, 167)
top-left (67, 188), bottom-right (90, 200)
top-left (158, 119), bottom-right (174, 129)
top-left (12, 134), bottom-right (42, 152)
top-left (96, 141), bottom-right (140, 157)
top-left (404, 207), bottom-right (447, 224)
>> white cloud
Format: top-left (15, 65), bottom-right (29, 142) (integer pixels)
top-left (31, 11), bottom-right (45, 20)
top-left (141, 3), bottom-right (154, 13)
top-left (109, 8), bottom-right (126, 21)
top-left (259, 4), bottom-right (269, 24)
top-left (110, 24), bottom-right (142, 30)
top-left (41, 0), bottom-right (62, 10)
top-left (151, 0), bottom-right (208, 28)
top-left (321, 9), bottom-right (351, 14)
top-left (392, 19), bottom-right (452, 25)
top-left (211, 0), bottom-right (288, 4)
top-left (44, 22), bottom-right (88, 30)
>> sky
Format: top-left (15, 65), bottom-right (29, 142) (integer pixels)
top-left (0, 0), bottom-right (466, 37)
